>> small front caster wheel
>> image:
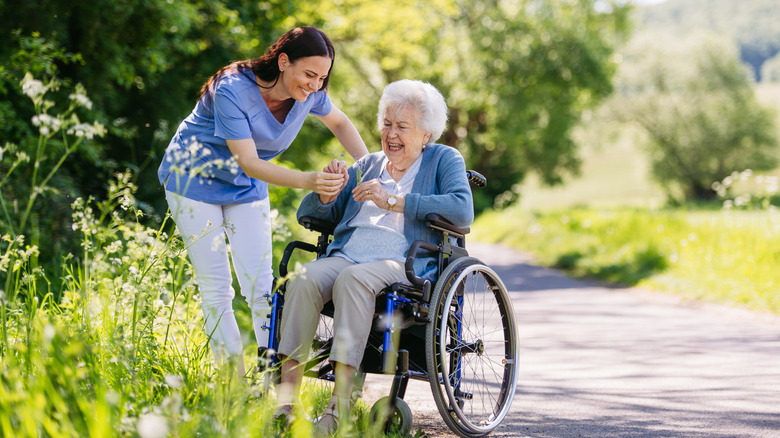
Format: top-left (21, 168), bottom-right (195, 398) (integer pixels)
top-left (369, 396), bottom-right (413, 436)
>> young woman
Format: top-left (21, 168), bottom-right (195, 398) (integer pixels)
top-left (158, 26), bottom-right (368, 375)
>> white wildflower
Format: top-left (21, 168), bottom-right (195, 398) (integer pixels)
top-left (765, 176), bottom-right (778, 194)
top-left (21, 73), bottom-right (47, 99)
top-left (734, 194), bottom-right (751, 207)
top-left (210, 234), bottom-right (226, 252)
top-left (137, 413), bottom-right (169, 438)
top-left (43, 324), bottom-right (56, 342)
top-left (67, 123), bottom-right (95, 139)
top-left (164, 374), bottom-right (183, 389)
top-left (67, 122), bottom-right (105, 139)
top-left (31, 114), bottom-right (62, 136)
top-left (105, 241), bottom-right (123, 254)
top-left (120, 195), bottom-right (133, 211)
top-left (69, 92), bottom-right (93, 109)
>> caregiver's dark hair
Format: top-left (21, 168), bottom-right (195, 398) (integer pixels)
top-left (199, 26), bottom-right (335, 100)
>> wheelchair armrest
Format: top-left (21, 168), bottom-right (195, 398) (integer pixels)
top-left (425, 213), bottom-right (470, 238)
top-left (278, 217), bottom-right (336, 278)
top-left (466, 169), bottom-right (487, 187)
top-left (279, 241), bottom-right (317, 277)
top-left (299, 216), bottom-right (337, 235)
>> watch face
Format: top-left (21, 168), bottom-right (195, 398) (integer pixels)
top-left (388, 196), bottom-right (397, 205)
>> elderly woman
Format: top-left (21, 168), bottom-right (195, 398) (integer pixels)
top-left (275, 79), bottom-right (473, 431)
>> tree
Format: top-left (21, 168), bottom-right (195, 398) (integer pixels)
top-left (1, 0), bottom-right (631, 222)
top-left (447, 0), bottom-right (632, 210)
top-left (288, 0), bottom-right (632, 211)
top-left (611, 31), bottom-right (779, 202)
top-left (0, 0), bottom-right (294, 212)
top-left (0, 0), bottom-right (294, 276)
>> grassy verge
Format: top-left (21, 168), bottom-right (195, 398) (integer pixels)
top-left (0, 172), bottom-right (413, 438)
top-left (0, 76), bottom-right (412, 437)
top-left (472, 206), bottom-right (780, 314)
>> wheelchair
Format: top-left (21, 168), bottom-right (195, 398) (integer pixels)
top-left (262, 170), bottom-right (519, 437)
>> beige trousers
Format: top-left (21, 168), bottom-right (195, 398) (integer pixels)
top-left (277, 256), bottom-right (409, 368)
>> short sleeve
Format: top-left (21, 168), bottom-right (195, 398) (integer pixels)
top-left (213, 86), bottom-right (252, 140)
top-left (308, 91), bottom-right (333, 117)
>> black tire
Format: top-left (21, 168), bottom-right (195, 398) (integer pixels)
top-left (369, 396), bottom-right (413, 436)
top-left (425, 257), bottom-right (519, 437)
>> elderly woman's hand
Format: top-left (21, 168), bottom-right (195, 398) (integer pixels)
top-left (353, 179), bottom-right (394, 210)
top-left (317, 159), bottom-right (349, 204)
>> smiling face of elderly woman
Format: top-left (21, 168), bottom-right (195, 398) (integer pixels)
top-left (380, 104), bottom-right (431, 172)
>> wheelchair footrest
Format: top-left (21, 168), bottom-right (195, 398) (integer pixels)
top-left (387, 283), bottom-right (424, 301)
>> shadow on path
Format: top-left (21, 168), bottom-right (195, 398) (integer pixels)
top-left (398, 242), bottom-right (780, 438)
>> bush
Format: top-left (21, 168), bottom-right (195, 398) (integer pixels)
top-left (610, 31), bottom-right (779, 202)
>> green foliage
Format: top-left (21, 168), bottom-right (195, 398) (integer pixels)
top-left (1, 0), bottom-right (632, 216)
top-left (285, 0), bottom-right (631, 211)
top-left (0, 0), bottom-right (294, 212)
top-left (0, 71), bottom-right (106, 292)
top-left (610, 30), bottom-right (779, 202)
top-left (640, 0), bottom-right (780, 82)
top-left (448, 0), bottom-right (632, 210)
top-left (0, 170), bottom-right (407, 437)
top-left (473, 205), bottom-right (780, 313)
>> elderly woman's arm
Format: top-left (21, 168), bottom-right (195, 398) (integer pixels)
top-left (404, 146), bottom-right (474, 227)
top-left (296, 162), bottom-right (360, 224)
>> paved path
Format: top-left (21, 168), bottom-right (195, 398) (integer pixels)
top-left (362, 243), bottom-right (780, 437)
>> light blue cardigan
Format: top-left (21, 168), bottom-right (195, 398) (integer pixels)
top-left (297, 144), bottom-right (474, 281)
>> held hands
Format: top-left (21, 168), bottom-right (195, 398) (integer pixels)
top-left (315, 159), bottom-right (349, 204)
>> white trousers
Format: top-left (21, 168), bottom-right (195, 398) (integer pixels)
top-left (165, 191), bottom-right (273, 363)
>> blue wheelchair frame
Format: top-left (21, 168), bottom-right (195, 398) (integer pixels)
top-left (260, 170), bottom-right (518, 436)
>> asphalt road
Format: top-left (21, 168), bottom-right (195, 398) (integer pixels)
top-left (362, 243), bottom-right (780, 438)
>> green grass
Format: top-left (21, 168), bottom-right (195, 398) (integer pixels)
top-left (473, 206), bottom-right (780, 314)
top-left (0, 172), bottom-right (417, 438)
top-left (516, 123), bottom-right (667, 211)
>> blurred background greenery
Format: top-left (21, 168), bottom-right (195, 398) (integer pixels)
top-left (2, 0), bottom-right (779, 308)
top-left (1, 0), bottom-right (779, 307)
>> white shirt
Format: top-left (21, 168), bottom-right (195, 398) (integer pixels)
top-left (335, 154), bottom-right (423, 264)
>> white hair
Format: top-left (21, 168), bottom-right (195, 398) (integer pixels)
top-left (377, 79), bottom-right (448, 143)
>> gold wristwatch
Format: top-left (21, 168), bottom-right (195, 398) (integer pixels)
top-left (387, 195), bottom-right (398, 211)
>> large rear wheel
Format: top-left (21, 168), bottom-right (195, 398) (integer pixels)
top-left (425, 257), bottom-right (519, 437)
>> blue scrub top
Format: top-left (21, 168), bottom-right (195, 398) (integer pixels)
top-left (158, 67), bottom-right (332, 205)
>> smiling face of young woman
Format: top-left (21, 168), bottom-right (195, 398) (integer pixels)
top-left (381, 104), bottom-right (431, 171)
top-left (278, 54), bottom-right (332, 102)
